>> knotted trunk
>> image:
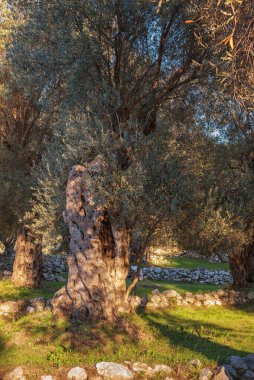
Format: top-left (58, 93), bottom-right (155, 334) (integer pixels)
top-left (52, 161), bottom-right (131, 321)
top-left (229, 243), bottom-right (254, 288)
top-left (11, 225), bottom-right (42, 288)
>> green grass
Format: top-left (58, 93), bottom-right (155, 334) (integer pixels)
top-left (0, 303), bottom-right (253, 373)
top-left (0, 279), bottom-right (63, 301)
top-left (0, 278), bottom-right (253, 375)
top-left (141, 304), bottom-right (254, 364)
top-left (151, 256), bottom-right (229, 270)
top-left (1, 278), bottom-right (222, 301)
top-left (134, 280), bottom-right (222, 298)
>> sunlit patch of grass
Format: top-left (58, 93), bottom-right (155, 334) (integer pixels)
top-left (1, 278), bottom-right (223, 301)
top-left (152, 257), bottom-right (229, 270)
top-left (133, 279), bottom-right (222, 297)
top-left (0, 279), bottom-right (63, 301)
top-left (141, 304), bottom-right (254, 364)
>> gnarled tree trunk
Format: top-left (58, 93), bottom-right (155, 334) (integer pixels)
top-left (11, 225), bottom-right (42, 288)
top-left (229, 243), bottom-right (254, 288)
top-left (52, 161), bottom-right (131, 321)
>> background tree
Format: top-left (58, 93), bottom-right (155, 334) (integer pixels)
top-left (0, 1), bottom-right (60, 285)
top-left (198, 0), bottom-right (254, 110)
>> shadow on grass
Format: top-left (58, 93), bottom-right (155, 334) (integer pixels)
top-left (17, 313), bottom-right (142, 354)
top-left (141, 309), bottom-right (252, 364)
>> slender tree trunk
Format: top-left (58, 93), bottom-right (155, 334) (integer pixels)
top-left (52, 161), bottom-right (131, 321)
top-left (229, 243), bottom-right (254, 288)
top-left (11, 225), bottom-right (42, 288)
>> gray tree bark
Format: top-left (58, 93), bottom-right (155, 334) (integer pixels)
top-left (11, 225), bottom-right (42, 288)
top-left (229, 242), bottom-right (254, 288)
top-left (52, 160), bottom-right (131, 321)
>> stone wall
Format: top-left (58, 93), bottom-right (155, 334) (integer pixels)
top-left (131, 265), bottom-right (233, 285)
top-left (1, 288), bottom-right (253, 320)
top-left (1, 254), bottom-right (232, 285)
top-left (0, 253), bottom-right (67, 281)
top-left (134, 288), bottom-right (254, 309)
top-left (4, 355), bottom-right (254, 380)
top-left (42, 254), bottom-right (67, 281)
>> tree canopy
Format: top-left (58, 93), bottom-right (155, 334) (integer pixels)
top-left (0, 0), bottom-right (254, 291)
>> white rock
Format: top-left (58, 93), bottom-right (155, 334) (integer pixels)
top-left (189, 358), bottom-right (202, 368)
top-left (199, 367), bottom-right (213, 380)
top-left (132, 362), bottom-right (151, 373)
top-left (3, 270), bottom-right (12, 276)
top-left (96, 362), bottom-right (134, 380)
top-left (213, 365), bottom-right (236, 379)
top-left (67, 367), bottom-right (88, 380)
top-left (163, 290), bottom-right (178, 298)
top-left (4, 367), bottom-right (26, 380)
top-left (153, 364), bottom-right (172, 375)
top-left (41, 376), bottom-right (54, 380)
top-left (203, 300), bottom-right (215, 307)
top-left (27, 306), bottom-right (35, 313)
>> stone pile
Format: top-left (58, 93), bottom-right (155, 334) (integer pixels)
top-left (134, 288), bottom-right (254, 310)
top-left (0, 254), bottom-right (67, 282)
top-left (130, 266), bottom-right (233, 285)
top-left (208, 254), bottom-right (229, 264)
top-left (0, 297), bottom-right (49, 318)
top-left (2, 362), bottom-right (175, 380)
top-left (1, 288), bottom-right (252, 320)
top-left (4, 356), bottom-right (254, 379)
top-left (212, 354), bottom-right (254, 380)
top-left (42, 254), bottom-right (67, 281)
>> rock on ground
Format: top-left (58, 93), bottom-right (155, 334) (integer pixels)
top-left (227, 356), bottom-right (248, 371)
top-left (244, 354), bottom-right (254, 371)
top-left (188, 358), bottom-right (202, 369)
top-left (67, 367), bottom-right (88, 380)
top-left (153, 364), bottom-right (172, 375)
top-left (3, 367), bottom-right (26, 380)
top-left (213, 365), bottom-right (236, 380)
top-left (96, 362), bottom-right (134, 380)
top-left (199, 368), bottom-right (213, 380)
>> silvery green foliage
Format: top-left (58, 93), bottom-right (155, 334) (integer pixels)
top-left (8, 0), bottom-right (254, 262)
top-left (0, 146), bottom-right (34, 241)
top-left (24, 112), bottom-right (87, 251)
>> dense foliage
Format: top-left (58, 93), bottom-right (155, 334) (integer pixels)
top-left (0, 0), bottom-right (253, 287)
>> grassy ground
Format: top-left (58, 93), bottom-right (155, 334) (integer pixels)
top-left (134, 280), bottom-right (222, 298)
top-left (0, 278), bottom-right (222, 301)
top-left (0, 302), bottom-right (253, 375)
top-left (0, 258), bottom-right (251, 377)
top-left (150, 256), bottom-right (229, 270)
top-left (0, 279), bottom-right (62, 301)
